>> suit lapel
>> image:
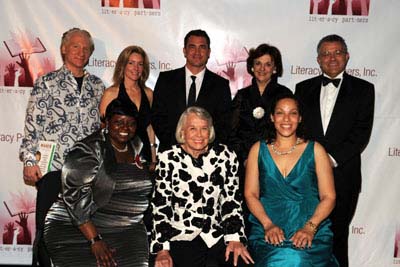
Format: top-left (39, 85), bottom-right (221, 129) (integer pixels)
top-left (196, 69), bottom-right (213, 105)
top-left (325, 73), bottom-right (350, 137)
top-left (175, 67), bottom-right (187, 112)
top-left (309, 76), bottom-right (325, 137)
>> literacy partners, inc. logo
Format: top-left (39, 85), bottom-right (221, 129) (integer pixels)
top-left (308, 0), bottom-right (370, 24)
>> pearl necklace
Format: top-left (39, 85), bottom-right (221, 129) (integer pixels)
top-left (271, 138), bottom-right (301, 156)
top-left (111, 143), bottom-right (128, 153)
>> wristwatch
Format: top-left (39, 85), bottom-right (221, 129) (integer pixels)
top-left (88, 234), bottom-right (103, 246)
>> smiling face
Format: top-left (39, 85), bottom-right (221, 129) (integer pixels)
top-left (271, 98), bottom-right (301, 139)
top-left (181, 113), bottom-right (210, 158)
top-left (253, 54), bottom-right (276, 85)
top-left (61, 32), bottom-right (91, 76)
top-left (183, 36), bottom-right (210, 74)
top-left (124, 52), bottom-right (144, 83)
top-left (317, 41), bottom-right (349, 78)
top-left (108, 114), bottom-right (137, 149)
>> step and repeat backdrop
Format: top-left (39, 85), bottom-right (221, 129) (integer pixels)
top-left (0, 0), bottom-right (399, 266)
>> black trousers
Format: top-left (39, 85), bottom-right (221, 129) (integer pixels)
top-left (169, 236), bottom-right (253, 267)
top-left (32, 171), bottom-right (61, 267)
top-left (329, 189), bottom-right (360, 267)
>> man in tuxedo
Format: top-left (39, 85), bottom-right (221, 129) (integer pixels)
top-left (295, 34), bottom-right (374, 267)
top-left (151, 29), bottom-right (232, 152)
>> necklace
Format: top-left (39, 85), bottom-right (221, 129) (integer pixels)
top-left (111, 143), bottom-right (128, 153)
top-left (271, 138), bottom-right (301, 156)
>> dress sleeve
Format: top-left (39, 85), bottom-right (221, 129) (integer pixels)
top-left (229, 91), bottom-right (244, 158)
top-left (150, 151), bottom-right (174, 253)
top-left (213, 79), bottom-right (232, 145)
top-left (19, 76), bottom-right (49, 165)
top-left (219, 147), bottom-right (247, 243)
top-left (62, 140), bottom-right (100, 226)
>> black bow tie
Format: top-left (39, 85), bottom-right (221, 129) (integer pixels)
top-left (322, 76), bottom-right (341, 87)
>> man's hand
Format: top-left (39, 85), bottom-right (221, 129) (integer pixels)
top-left (23, 165), bottom-right (42, 185)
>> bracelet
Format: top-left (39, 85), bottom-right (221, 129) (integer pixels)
top-left (88, 234), bottom-right (102, 246)
top-left (305, 221), bottom-right (318, 234)
top-left (150, 143), bottom-right (157, 148)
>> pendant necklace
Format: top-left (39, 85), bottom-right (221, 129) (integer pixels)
top-left (111, 143), bottom-right (128, 153)
top-left (271, 138), bottom-right (301, 156)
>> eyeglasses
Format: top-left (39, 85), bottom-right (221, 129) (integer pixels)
top-left (319, 50), bottom-right (347, 58)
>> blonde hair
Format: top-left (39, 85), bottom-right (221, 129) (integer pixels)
top-left (175, 106), bottom-right (215, 144)
top-left (112, 45), bottom-right (150, 89)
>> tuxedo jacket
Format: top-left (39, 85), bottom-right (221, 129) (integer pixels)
top-left (295, 72), bottom-right (374, 193)
top-left (151, 67), bottom-right (232, 152)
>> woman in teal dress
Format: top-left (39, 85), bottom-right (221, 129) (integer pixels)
top-left (244, 93), bottom-right (338, 267)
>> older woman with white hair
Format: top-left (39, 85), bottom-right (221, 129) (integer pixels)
top-left (150, 106), bottom-right (254, 267)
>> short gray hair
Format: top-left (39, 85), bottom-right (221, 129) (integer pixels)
top-left (60, 28), bottom-right (94, 61)
top-left (175, 106), bottom-right (215, 144)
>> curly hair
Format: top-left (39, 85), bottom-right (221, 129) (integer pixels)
top-left (246, 43), bottom-right (283, 79)
top-left (264, 92), bottom-right (308, 143)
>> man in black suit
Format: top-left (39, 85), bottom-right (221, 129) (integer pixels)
top-left (151, 29), bottom-right (232, 152)
top-left (295, 34), bottom-right (374, 267)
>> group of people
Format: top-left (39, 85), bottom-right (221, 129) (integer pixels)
top-left (19, 27), bottom-right (374, 267)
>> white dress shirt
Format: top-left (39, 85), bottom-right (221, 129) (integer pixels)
top-left (185, 66), bottom-right (205, 104)
top-left (320, 71), bottom-right (344, 167)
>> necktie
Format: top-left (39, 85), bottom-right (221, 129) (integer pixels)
top-left (322, 76), bottom-right (341, 87)
top-left (188, 75), bottom-right (196, 106)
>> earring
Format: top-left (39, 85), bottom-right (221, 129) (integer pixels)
top-left (251, 67), bottom-right (254, 72)
top-left (273, 70), bottom-right (277, 74)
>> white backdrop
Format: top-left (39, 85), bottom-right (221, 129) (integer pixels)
top-left (1, 0), bottom-right (399, 266)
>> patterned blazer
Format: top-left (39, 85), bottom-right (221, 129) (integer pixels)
top-left (150, 144), bottom-right (246, 253)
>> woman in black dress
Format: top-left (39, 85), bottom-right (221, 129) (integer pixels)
top-left (100, 45), bottom-right (156, 170)
top-left (230, 43), bottom-right (292, 166)
top-left (44, 99), bottom-right (152, 267)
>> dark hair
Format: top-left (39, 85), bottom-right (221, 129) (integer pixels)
top-left (246, 43), bottom-right (283, 80)
top-left (264, 92), bottom-right (307, 143)
top-left (184, 29), bottom-right (210, 48)
top-left (103, 98), bottom-right (139, 174)
top-left (105, 98), bottom-right (138, 121)
top-left (317, 34), bottom-right (348, 54)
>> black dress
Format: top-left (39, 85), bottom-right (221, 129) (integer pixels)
top-left (230, 78), bottom-right (292, 163)
top-left (117, 83), bottom-right (152, 162)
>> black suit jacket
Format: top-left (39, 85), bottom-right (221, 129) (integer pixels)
top-left (295, 72), bottom-right (374, 193)
top-left (151, 67), bottom-right (232, 152)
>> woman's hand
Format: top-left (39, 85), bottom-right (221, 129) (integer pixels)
top-left (90, 240), bottom-right (117, 267)
top-left (149, 162), bottom-right (157, 172)
top-left (264, 224), bottom-right (285, 246)
top-left (225, 241), bottom-right (254, 266)
top-left (155, 250), bottom-right (173, 267)
top-left (290, 225), bottom-right (315, 249)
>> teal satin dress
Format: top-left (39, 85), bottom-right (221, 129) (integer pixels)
top-left (248, 141), bottom-right (338, 267)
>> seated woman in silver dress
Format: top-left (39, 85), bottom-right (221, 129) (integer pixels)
top-left (44, 99), bottom-right (152, 267)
